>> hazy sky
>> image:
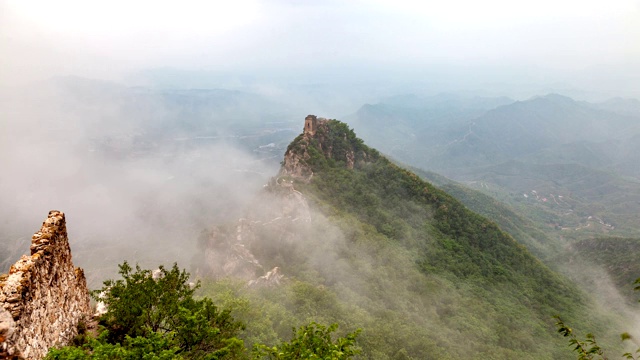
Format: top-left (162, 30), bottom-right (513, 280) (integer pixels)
top-left (1, 0), bottom-right (640, 92)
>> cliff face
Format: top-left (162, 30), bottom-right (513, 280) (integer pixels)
top-left (280, 117), bottom-right (329, 180)
top-left (0, 210), bottom-right (90, 360)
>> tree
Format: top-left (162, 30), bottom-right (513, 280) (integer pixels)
top-left (46, 331), bottom-right (181, 360)
top-left (46, 262), bottom-right (245, 359)
top-left (554, 278), bottom-right (640, 360)
top-left (252, 322), bottom-right (360, 360)
top-left (554, 315), bottom-right (607, 360)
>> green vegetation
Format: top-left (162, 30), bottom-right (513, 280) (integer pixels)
top-left (407, 164), bottom-right (562, 260)
top-left (46, 262), bottom-right (245, 359)
top-left (253, 323), bottom-right (360, 360)
top-left (294, 121), bottom-right (577, 306)
top-left (554, 316), bottom-right (609, 360)
top-left (348, 94), bottom-right (640, 298)
top-left (441, 181), bottom-right (560, 258)
top-left (46, 263), bottom-right (360, 360)
top-left (567, 237), bottom-right (640, 300)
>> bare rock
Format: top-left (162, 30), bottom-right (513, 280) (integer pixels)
top-left (0, 211), bottom-right (91, 359)
top-left (248, 267), bottom-right (284, 287)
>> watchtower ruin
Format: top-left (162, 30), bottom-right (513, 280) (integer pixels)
top-left (304, 115), bottom-right (318, 135)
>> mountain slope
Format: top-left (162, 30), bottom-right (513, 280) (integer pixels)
top-left (282, 119), bottom-right (575, 298)
top-left (410, 167), bottom-right (561, 260)
top-left (347, 93), bottom-right (640, 305)
top-left (453, 160), bottom-right (640, 238)
top-left (200, 118), bottom-right (626, 359)
top-left (566, 237), bottom-right (640, 301)
top-left (344, 93), bottom-right (640, 243)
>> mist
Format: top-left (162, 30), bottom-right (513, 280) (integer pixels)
top-left (2, 3), bottom-right (640, 356)
top-left (0, 80), bottom-right (287, 286)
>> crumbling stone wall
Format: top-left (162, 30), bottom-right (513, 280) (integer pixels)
top-left (0, 210), bottom-right (90, 359)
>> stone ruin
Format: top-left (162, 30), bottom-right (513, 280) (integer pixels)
top-left (0, 210), bottom-right (91, 360)
top-left (304, 115), bottom-right (318, 135)
top-left (303, 114), bottom-right (328, 136)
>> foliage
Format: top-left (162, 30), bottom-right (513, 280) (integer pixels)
top-left (554, 315), bottom-right (640, 360)
top-left (423, 173), bottom-right (561, 260)
top-left (554, 316), bottom-right (607, 360)
top-left (46, 331), bottom-right (181, 360)
top-left (554, 277), bottom-right (640, 360)
top-left (47, 263), bottom-right (360, 360)
top-left (46, 262), bottom-right (245, 359)
top-left (252, 322), bottom-right (360, 360)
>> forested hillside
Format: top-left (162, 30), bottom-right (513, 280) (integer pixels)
top-left (413, 167), bottom-right (561, 260)
top-left (566, 237), bottom-right (640, 300)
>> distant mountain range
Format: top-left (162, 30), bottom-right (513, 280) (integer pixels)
top-left (347, 93), bottom-right (640, 236)
top-left (350, 93), bottom-right (640, 174)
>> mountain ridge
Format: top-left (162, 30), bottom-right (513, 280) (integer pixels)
top-left (254, 115), bottom-right (621, 358)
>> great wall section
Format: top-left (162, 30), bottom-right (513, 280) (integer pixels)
top-left (0, 210), bottom-right (90, 359)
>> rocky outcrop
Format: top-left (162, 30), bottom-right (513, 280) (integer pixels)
top-left (198, 220), bottom-right (265, 280)
top-left (0, 211), bottom-right (90, 360)
top-left (281, 144), bottom-right (314, 180)
top-left (281, 115), bottom-right (330, 181)
top-left (248, 267), bottom-right (283, 287)
top-left (281, 115), bottom-right (367, 181)
top-left (194, 175), bottom-right (312, 285)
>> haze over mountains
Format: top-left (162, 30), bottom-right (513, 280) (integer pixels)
top-left (343, 91), bottom-right (640, 321)
top-left (2, 74), bottom-right (640, 302)
top-left (350, 93), bottom-right (640, 173)
top-left (349, 93), bottom-right (640, 237)
top-left (3, 1), bottom-right (640, 358)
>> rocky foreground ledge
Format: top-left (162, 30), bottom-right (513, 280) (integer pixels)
top-left (0, 210), bottom-right (90, 360)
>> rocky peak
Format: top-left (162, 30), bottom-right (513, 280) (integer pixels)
top-left (0, 211), bottom-right (91, 360)
top-left (281, 116), bottom-right (374, 182)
